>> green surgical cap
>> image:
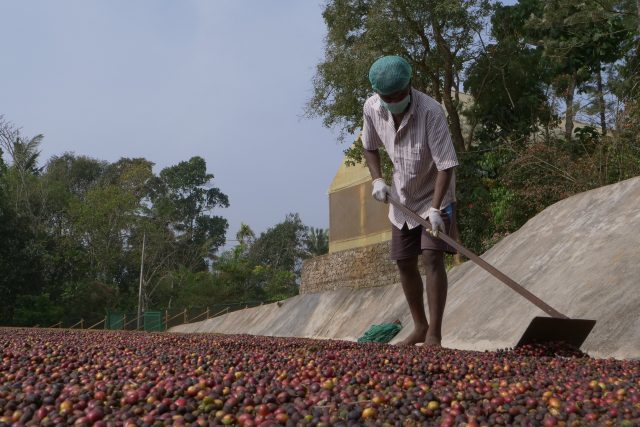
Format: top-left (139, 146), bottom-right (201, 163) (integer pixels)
top-left (368, 56), bottom-right (412, 95)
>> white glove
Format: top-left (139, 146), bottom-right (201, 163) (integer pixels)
top-left (427, 207), bottom-right (445, 236)
top-left (371, 178), bottom-right (390, 203)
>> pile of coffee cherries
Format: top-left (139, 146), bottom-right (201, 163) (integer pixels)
top-left (0, 328), bottom-right (638, 426)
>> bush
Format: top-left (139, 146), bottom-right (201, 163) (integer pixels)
top-left (13, 294), bottom-right (64, 327)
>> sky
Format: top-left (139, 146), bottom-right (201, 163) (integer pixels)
top-left (0, 1), bottom-right (347, 250)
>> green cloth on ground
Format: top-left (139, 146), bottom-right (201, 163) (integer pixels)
top-left (357, 323), bottom-right (402, 343)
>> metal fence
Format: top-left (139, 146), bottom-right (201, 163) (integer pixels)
top-left (39, 300), bottom-right (278, 331)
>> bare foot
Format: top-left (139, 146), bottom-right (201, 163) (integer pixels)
top-left (396, 327), bottom-right (428, 346)
top-left (423, 334), bottom-right (442, 348)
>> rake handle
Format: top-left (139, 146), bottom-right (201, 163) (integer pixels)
top-left (388, 197), bottom-right (569, 319)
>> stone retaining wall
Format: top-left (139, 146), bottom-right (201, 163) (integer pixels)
top-left (300, 241), bottom-right (425, 294)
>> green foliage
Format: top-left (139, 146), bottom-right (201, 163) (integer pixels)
top-left (488, 187), bottom-right (518, 232)
top-left (60, 280), bottom-right (119, 323)
top-left (0, 125), bottom-right (241, 325)
top-left (0, 177), bottom-right (45, 323)
top-left (213, 245), bottom-right (265, 302)
top-left (452, 126), bottom-right (640, 256)
top-left (260, 268), bottom-right (297, 302)
top-left (344, 136), bottom-right (394, 183)
top-left (307, 0), bottom-right (492, 151)
top-left (248, 213), bottom-right (309, 275)
top-left (455, 140), bottom-right (505, 253)
top-left (523, 0), bottom-right (632, 137)
top-left (151, 156), bottom-right (229, 267)
top-left (165, 267), bottom-right (227, 309)
top-left (457, 0), bottom-right (639, 253)
top-left (463, 2), bottom-right (555, 139)
top-left (44, 153), bottom-right (106, 199)
top-left (525, 0), bottom-right (632, 73)
top-left (12, 294), bottom-right (64, 327)
top-left (305, 227), bottom-right (330, 256)
top-left (200, 214), bottom-right (313, 305)
top-left (70, 184), bottom-right (139, 278)
top-left (146, 214), bottom-right (317, 311)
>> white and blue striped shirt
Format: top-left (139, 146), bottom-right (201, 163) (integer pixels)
top-left (362, 88), bottom-right (459, 229)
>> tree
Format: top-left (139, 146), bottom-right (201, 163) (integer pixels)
top-left (201, 217), bottom-right (314, 304)
top-left (244, 214), bottom-right (309, 299)
top-left (0, 116), bottom-right (46, 219)
top-left (0, 118), bottom-right (52, 324)
top-left (236, 223), bottom-right (256, 247)
top-left (42, 154), bottom-right (107, 238)
top-left (50, 157), bottom-right (155, 308)
top-left (524, 0), bottom-right (632, 138)
top-left (69, 182), bottom-right (140, 283)
top-left (0, 117), bottom-right (241, 323)
top-left (27, 154), bottom-right (107, 311)
top-left (12, 294), bottom-right (64, 327)
top-left (161, 267), bottom-right (230, 310)
top-left (307, 0), bottom-right (492, 154)
top-left (101, 157), bottom-right (155, 200)
top-left (305, 227), bottom-right (330, 256)
top-left (463, 1), bottom-right (555, 140)
top-left (610, 0), bottom-right (640, 118)
top-left (44, 153), bottom-right (106, 199)
top-left (151, 156), bottom-right (229, 269)
top-left (213, 246), bottom-right (265, 303)
top-left (249, 214), bottom-right (309, 274)
top-left (0, 160), bottom-right (45, 323)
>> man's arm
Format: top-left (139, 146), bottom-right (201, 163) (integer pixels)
top-left (431, 167), bottom-right (454, 210)
top-left (362, 106), bottom-right (390, 202)
top-left (425, 167), bottom-right (454, 234)
top-left (363, 148), bottom-right (390, 203)
top-left (425, 104), bottom-right (458, 211)
top-left (363, 148), bottom-right (383, 181)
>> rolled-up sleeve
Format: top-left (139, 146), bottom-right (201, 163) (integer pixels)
top-left (362, 106), bottom-right (382, 151)
top-left (427, 106), bottom-right (459, 170)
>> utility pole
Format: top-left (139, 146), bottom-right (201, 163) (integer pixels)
top-left (137, 232), bottom-right (146, 330)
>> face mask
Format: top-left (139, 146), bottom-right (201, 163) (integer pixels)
top-left (380, 93), bottom-right (410, 114)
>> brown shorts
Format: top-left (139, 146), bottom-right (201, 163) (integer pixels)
top-left (390, 203), bottom-right (458, 260)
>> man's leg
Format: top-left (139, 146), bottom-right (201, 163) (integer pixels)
top-left (422, 249), bottom-right (448, 346)
top-left (396, 256), bottom-right (429, 345)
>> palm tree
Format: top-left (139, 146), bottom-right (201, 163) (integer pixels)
top-left (0, 116), bottom-right (43, 175)
top-left (0, 117), bottom-right (44, 215)
top-left (12, 134), bottom-right (44, 175)
top-left (305, 227), bottom-right (329, 256)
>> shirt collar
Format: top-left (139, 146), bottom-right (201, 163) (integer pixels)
top-left (405, 88), bottom-right (418, 118)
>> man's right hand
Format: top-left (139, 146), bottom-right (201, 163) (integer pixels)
top-left (427, 207), bottom-right (445, 236)
top-left (372, 178), bottom-right (390, 203)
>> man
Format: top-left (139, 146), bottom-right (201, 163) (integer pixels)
top-left (361, 55), bottom-right (459, 347)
